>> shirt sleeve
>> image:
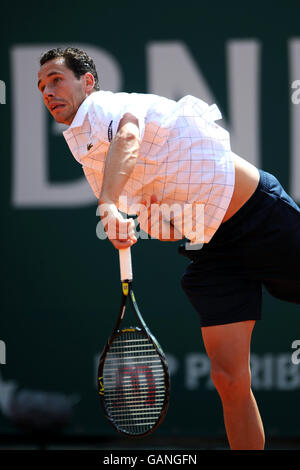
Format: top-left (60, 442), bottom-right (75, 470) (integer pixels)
top-left (91, 91), bottom-right (146, 143)
top-left (116, 93), bottom-right (146, 141)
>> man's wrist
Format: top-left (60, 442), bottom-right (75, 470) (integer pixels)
top-left (98, 195), bottom-right (117, 205)
top-left (98, 200), bottom-right (122, 224)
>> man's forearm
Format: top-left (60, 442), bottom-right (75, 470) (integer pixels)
top-left (98, 115), bottom-right (140, 250)
top-left (99, 118), bottom-right (140, 205)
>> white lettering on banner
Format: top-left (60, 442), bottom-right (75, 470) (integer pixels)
top-left (226, 40), bottom-right (260, 167)
top-left (11, 44), bottom-right (122, 207)
top-left (291, 340), bottom-right (300, 365)
top-left (147, 41), bottom-right (216, 104)
top-left (289, 39), bottom-right (300, 201)
top-left (10, 40), bottom-right (300, 208)
top-left (250, 354), bottom-right (274, 390)
top-left (185, 353), bottom-right (214, 390)
top-left (94, 351), bottom-right (300, 392)
top-left (164, 353), bottom-right (179, 376)
top-left (291, 80), bottom-right (300, 104)
top-left (0, 340), bottom-right (6, 365)
top-left (0, 80), bottom-right (5, 104)
top-left (276, 354), bottom-right (300, 390)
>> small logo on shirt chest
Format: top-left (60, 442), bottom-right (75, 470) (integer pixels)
top-left (87, 142), bottom-right (93, 151)
top-left (108, 120), bottom-right (113, 142)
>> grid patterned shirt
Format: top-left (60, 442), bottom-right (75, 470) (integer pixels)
top-left (63, 91), bottom-right (235, 243)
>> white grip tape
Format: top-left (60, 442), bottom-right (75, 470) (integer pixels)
top-left (119, 247), bottom-right (133, 281)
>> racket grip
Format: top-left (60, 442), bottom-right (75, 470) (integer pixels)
top-left (119, 247), bottom-right (133, 281)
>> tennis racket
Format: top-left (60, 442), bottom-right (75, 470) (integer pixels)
top-left (97, 246), bottom-right (170, 437)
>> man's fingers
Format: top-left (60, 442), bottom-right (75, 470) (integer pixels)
top-left (103, 216), bottom-right (136, 241)
top-left (137, 196), bottom-right (169, 240)
top-left (111, 238), bottom-right (136, 250)
top-left (150, 194), bottom-right (158, 204)
top-left (116, 218), bottom-right (136, 240)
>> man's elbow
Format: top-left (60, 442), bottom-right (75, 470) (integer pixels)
top-left (117, 113), bottom-right (140, 142)
top-left (117, 125), bottom-right (140, 144)
top-left (114, 127), bottom-right (140, 157)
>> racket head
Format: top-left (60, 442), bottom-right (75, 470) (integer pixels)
top-left (97, 326), bottom-right (170, 437)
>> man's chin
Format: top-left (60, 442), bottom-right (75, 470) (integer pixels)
top-left (52, 112), bottom-right (72, 126)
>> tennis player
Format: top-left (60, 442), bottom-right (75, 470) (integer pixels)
top-left (37, 47), bottom-right (300, 450)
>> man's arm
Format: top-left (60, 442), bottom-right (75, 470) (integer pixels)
top-left (98, 113), bottom-right (140, 249)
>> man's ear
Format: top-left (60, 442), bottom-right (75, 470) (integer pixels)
top-left (84, 72), bottom-right (95, 93)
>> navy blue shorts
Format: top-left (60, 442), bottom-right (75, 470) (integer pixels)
top-left (179, 169), bottom-right (300, 327)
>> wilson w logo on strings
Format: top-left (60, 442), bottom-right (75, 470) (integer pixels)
top-left (113, 365), bottom-right (157, 407)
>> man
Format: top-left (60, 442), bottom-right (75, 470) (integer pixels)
top-left (38, 47), bottom-right (300, 450)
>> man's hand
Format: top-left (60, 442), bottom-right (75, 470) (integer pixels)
top-left (99, 201), bottom-right (137, 249)
top-left (138, 195), bottom-right (184, 242)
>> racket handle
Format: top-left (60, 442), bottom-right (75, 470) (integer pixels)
top-left (119, 247), bottom-right (133, 281)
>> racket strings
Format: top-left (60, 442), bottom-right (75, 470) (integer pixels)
top-left (102, 330), bottom-right (166, 435)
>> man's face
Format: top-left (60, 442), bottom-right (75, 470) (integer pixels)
top-left (38, 57), bottom-right (93, 125)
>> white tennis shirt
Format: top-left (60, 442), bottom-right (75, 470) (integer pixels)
top-left (63, 91), bottom-right (235, 243)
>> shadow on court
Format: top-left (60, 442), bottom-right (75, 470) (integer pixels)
top-left (0, 434), bottom-right (299, 450)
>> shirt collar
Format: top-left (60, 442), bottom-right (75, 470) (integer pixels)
top-left (63, 91), bottom-right (99, 138)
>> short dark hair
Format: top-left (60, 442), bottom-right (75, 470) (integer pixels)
top-left (39, 47), bottom-right (100, 91)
